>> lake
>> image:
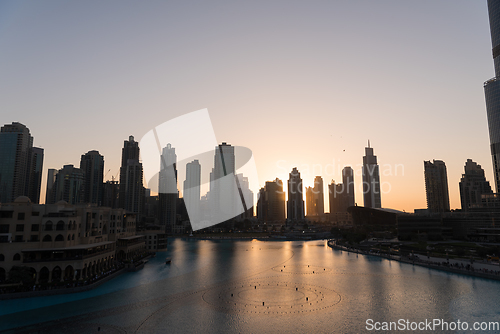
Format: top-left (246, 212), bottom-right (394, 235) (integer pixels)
top-left (1, 238), bottom-right (500, 333)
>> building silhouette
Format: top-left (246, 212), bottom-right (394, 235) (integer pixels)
top-left (0, 122), bottom-right (43, 204)
top-left (362, 141), bottom-right (381, 208)
top-left (102, 180), bottom-right (119, 208)
top-left (485, 0), bottom-right (500, 192)
top-left (45, 169), bottom-right (57, 204)
top-left (159, 143), bottom-right (178, 233)
top-left (80, 150), bottom-right (104, 205)
top-left (183, 160), bottom-right (201, 224)
top-left (329, 167), bottom-right (355, 214)
top-left (28, 147), bottom-right (44, 204)
top-left (118, 136), bottom-right (144, 215)
top-left (343, 166), bottom-right (355, 207)
top-left (50, 165), bottom-right (84, 205)
top-left (209, 143), bottom-right (239, 222)
top-left (459, 159), bottom-right (493, 211)
top-left (305, 186), bottom-right (314, 216)
top-left (424, 160), bottom-right (450, 213)
top-left (287, 167), bottom-right (304, 221)
top-left (305, 176), bottom-right (324, 217)
top-left (257, 178), bottom-right (286, 222)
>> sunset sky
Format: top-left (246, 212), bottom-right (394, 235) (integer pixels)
top-left (0, 1), bottom-right (494, 212)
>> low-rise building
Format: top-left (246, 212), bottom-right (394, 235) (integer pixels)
top-left (0, 196), bottom-right (146, 285)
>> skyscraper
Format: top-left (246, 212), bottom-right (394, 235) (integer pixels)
top-left (459, 159), bottom-right (493, 211)
top-left (51, 165), bottom-right (84, 205)
top-left (80, 150), bottom-right (104, 205)
top-left (306, 176), bottom-right (324, 217)
top-left (305, 186), bottom-right (315, 216)
top-left (118, 136), bottom-right (144, 215)
top-left (159, 143), bottom-right (178, 232)
top-left (328, 167), bottom-right (355, 214)
top-left (257, 178), bottom-right (285, 222)
top-left (0, 122), bottom-right (43, 203)
top-left (329, 180), bottom-right (346, 214)
top-left (362, 141), bottom-right (381, 208)
top-left (209, 143), bottom-right (241, 222)
top-left (287, 167), bottom-right (305, 221)
top-left (45, 168), bottom-right (57, 204)
top-left (485, 0), bottom-right (500, 192)
top-left (183, 160), bottom-right (201, 223)
top-left (424, 160), bottom-right (450, 213)
top-left (236, 173), bottom-right (254, 219)
top-left (28, 147), bottom-right (44, 204)
top-left (342, 166), bottom-right (355, 208)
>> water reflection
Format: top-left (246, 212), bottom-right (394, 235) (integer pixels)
top-left (1, 240), bottom-right (499, 333)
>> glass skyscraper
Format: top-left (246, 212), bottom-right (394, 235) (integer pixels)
top-left (485, 0), bottom-right (500, 192)
top-left (0, 122), bottom-right (43, 204)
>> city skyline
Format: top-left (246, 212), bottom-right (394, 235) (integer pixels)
top-left (0, 1), bottom-right (494, 212)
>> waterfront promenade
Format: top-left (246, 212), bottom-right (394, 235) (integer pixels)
top-left (327, 240), bottom-right (500, 281)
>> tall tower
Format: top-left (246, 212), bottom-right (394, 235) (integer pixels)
top-left (459, 159), bottom-right (493, 211)
top-left (80, 150), bottom-right (104, 205)
top-left (485, 0), bottom-right (500, 192)
top-left (306, 176), bottom-right (324, 216)
top-left (342, 166), bottom-right (355, 207)
top-left (159, 143), bottom-right (178, 232)
top-left (28, 147), bottom-right (44, 204)
top-left (424, 160), bottom-right (450, 213)
top-left (209, 143), bottom-right (239, 222)
top-left (236, 173), bottom-right (254, 219)
top-left (118, 136), bottom-right (144, 214)
top-left (287, 167), bottom-right (305, 221)
top-left (259, 178), bottom-right (285, 222)
top-left (0, 122), bottom-right (40, 203)
top-left (362, 141), bottom-right (381, 208)
top-left (45, 168), bottom-right (58, 204)
top-left (183, 160), bottom-right (201, 223)
top-left (52, 165), bottom-right (84, 205)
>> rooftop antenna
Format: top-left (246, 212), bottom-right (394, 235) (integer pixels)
top-left (368, 139), bottom-right (370, 148)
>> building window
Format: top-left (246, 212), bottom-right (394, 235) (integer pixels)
top-left (31, 224), bottom-right (39, 232)
top-left (30, 235), bottom-right (39, 242)
top-left (56, 221), bottom-right (64, 231)
top-left (43, 235), bottom-right (52, 242)
top-left (0, 225), bottom-right (9, 233)
top-left (14, 235), bottom-right (23, 242)
top-left (0, 211), bottom-right (13, 218)
top-left (32, 211), bottom-right (40, 216)
top-left (16, 224), bottom-right (24, 232)
top-left (17, 212), bottom-right (25, 220)
top-left (13, 253), bottom-right (21, 261)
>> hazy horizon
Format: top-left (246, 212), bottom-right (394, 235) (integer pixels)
top-left (0, 1), bottom-right (493, 213)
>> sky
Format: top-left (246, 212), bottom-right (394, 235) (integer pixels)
top-left (0, 0), bottom-right (494, 213)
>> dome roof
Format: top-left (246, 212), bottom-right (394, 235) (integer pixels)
top-left (14, 196), bottom-right (31, 203)
top-left (56, 200), bottom-right (68, 205)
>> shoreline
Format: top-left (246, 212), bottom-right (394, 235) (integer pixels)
top-left (0, 254), bottom-right (153, 300)
top-left (327, 240), bottom-right (500, 282)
